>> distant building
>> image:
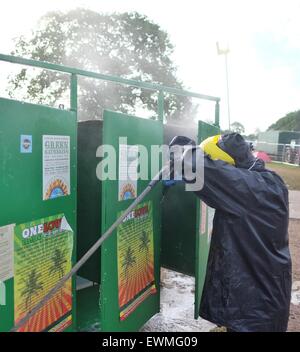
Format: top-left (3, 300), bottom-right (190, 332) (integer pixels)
top-left (257, 130), bottom-right (300, 161)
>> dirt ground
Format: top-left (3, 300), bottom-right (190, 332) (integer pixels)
top-left (288, 219), bottom-right (300, 332)
top-left (267, 162), bottom-right (300, 190)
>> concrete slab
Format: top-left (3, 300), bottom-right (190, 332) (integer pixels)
top-left (141, 269), bottom-right (215, 332)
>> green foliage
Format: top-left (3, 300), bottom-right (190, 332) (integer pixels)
top-left (268, 110), bottom-right (300, 131)
top-left (122, 246), bottom-right (136, 279)
top-left (230, 121), bottom-right (245, 134)
top-left (139, 230), bottom-right (150, 262)
top-left (21, 269), bottom-right (44, 310)
top-left (139, 231), bottom-right (150, 251)
top-left (49, 248), bottom-right (67, 279)
top-left (244, 133), bottom-right (257, 141)
top-left (8, 9), bottom-right (195, 121)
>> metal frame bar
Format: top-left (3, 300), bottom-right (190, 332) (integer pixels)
top-left (0, 53), bottom-right (220, 126)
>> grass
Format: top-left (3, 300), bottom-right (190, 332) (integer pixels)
top-left (210, 326), bottom-right (227, 332)
top-left (266, 162), bottom-right (300, 190)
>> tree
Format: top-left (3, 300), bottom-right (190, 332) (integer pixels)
top-left (244, 128), bottom-right (260, 141)
top-left (8, 9), bottom-right (195, 121)
top-left (49, 248), bottom-right (67, 279)
top-left (268, 110), bottom-right (300, 131)
top-left (139, 230), bottom-right (150, 263)
top-left (244, 133), bottom-right (257, 141)
top-left (49, 248), bottom-right (67, 315)
top-left (122, 246), bottom-right (136, 280)
top-left (21, 269), bottom-right (44, 310)
top-left (230, 121), bottom-right (245, 134)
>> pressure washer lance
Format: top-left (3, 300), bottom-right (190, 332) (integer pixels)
top-left (10, 163), bottom-right (171, 332)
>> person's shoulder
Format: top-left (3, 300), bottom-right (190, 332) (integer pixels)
top-left (261, 168), bottom-right (288, 195)
top-left (263, 168), bottom-right (286, 184)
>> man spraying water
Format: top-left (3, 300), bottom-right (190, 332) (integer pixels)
top-left (169, 132), bottom-right (291, 332)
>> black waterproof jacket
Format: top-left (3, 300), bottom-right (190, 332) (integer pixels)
top-left (194, 156), bottom-right (291, 332)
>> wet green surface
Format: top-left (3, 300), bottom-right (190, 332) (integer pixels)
top-left (77, 285), bottom-right (101, 332)
top-left (0, 97), bottom-right (77, 332)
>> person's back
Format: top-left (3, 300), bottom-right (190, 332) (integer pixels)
top-left (177, 133), bottom-right (291, 331)
top-left (196, 157), bottom-right (291, 332)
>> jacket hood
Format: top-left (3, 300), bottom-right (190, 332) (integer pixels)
top-left (218, 133), bottom-right (265, 170)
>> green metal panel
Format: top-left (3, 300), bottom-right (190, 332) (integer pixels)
top-left (77, 121), bottom-right (103, 283)
top-left (257, 131), bottom-right (280, 155)
top-left (76, 120), bottom-right (103, 331)
top-left (161, 124), bottom-right (198, 276)
top-left (194, 120), bottom-right (219, 318)
top-left (77, 285), bottom-right (100, 332)
top-left (279, 131), bottom-right (300, 144)
top-left (0, 97), bottom-right (77, 332)
top-left (0, 53), bottom-right (221, 332)
top-left (101, 110), bottom-right (163, 332)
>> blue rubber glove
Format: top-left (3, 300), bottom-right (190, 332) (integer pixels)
top-left (167, 135), bottom-right (196, 184)
top-left (163, 179), bottom-right (183, 187)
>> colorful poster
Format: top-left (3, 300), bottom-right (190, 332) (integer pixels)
top-left (0, 281), bottom-right (6, 306)
top-left (14, 214), bottom-right (73, 332)
top-left (117, 201), bottom-right (156, 320)
top-left (0, 224), bottom-right (14, 282)
top-left (43, 135), bottom-right (70, 200)
top-left (207, 206), bottom-right (215, 244)
top-left (118, 144), bottom-right (138, 201)
top-left (20, 135), bottom-right (32, 153)
top-left (200, 202), bottom-right (207, 235)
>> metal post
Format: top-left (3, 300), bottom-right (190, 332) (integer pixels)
top-left (282, 144), bottom-right (286, 162)
top-left (214, 100), bottom-right (220, 127)
top-left (216, 43), bottom-right (231, 131)
top-left (70, 73), bottom-right (78, 112)
top-left (224, 53), bottom-right (231, 130)
top-left (158, 90), bottom-right (164, 122)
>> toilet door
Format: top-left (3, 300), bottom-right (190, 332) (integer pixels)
top-left (100, 110), bottom-right (163, 332)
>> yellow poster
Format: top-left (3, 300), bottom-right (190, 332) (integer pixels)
top-left (14, 214), bottom-right (73, 332)
top-left (117, 201), bottom-right (156, 320)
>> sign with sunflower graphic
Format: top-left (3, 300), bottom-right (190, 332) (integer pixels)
top-left (14, 214), bottom-right (73, 332)
top-left (0, 224), bottom-right (14, 282)
top-left (118, 144), bottom-right (138, 201)
top-left (117, 201), bottom-right (156, 320)
top-left (43, 135), bottom-right (70, 200)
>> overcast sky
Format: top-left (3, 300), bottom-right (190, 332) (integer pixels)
top-left (0, 0), bottom-right (299, 133)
